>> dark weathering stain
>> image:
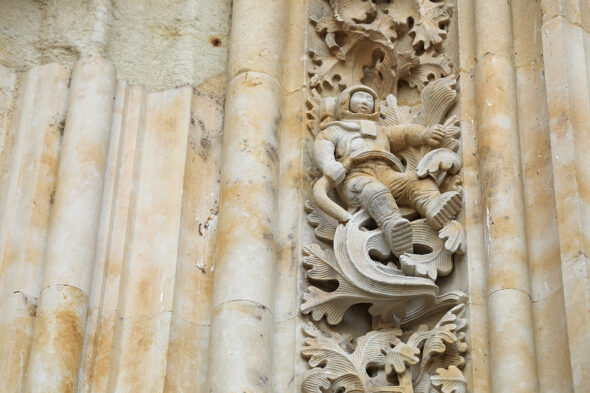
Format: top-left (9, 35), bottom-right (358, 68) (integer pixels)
top-left (210, 37), bottom-right (222, 47)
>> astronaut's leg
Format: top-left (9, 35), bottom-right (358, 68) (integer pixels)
top-left (407, 177), bottom-right (462, 229)
top-left (379, 168), bottom-right (462, 230)
top-left (340, 175), bottom-right (413, 257)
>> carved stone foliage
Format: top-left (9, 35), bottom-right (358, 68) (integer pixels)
top-left (302, 305), bottom-right (468, 393)
top-left (301, 1), bottom-right (468, 392)
top-left (307, 0), bottom-right (454, 98)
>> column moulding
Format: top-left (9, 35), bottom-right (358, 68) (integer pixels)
top-left (474, 1), bottom-right (539, 392)
top-left (540, 2), bottom-right (590, 389)
top-left (23, 56), bottom-right (116, 393)
top-left (205, 0), bottom-right (287, 392)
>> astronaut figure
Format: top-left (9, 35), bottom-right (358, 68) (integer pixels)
top-left (313, 85), bottom-right (462, 257)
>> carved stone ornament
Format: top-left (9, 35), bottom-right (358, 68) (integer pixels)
top-left (301, 1), bottom-right (469, 392)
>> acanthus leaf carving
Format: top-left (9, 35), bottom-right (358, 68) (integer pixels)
top-left (431, 366), bottom-right (467, 393)
top-left (410, 0), bottom-right (452, 51)
top-left (302, 305), bottom-right (468, 393)
top-left (302, 323), bottom-right (404, 393)
top-left (308, 0), bottom-right (455, 97)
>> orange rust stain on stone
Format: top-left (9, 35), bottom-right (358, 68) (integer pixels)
top-left (53, 307), bottom-right (83, 393)
top-left (240, 74), bottom-right (263, 88)
top-left (91, 314), bottom-right (116, 390)
top-left (33, 286), bottom-right (86, 393)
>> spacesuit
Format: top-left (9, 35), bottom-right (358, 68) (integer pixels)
top-left (313, 85), bottom-right (462, 257)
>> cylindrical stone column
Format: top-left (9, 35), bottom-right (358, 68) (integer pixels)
top-left (474, 1), bottom-right (539, 393)
top-left (23, 57), bottom-right (116, 393)
top-left (205, 0), bottom-right (286, 392)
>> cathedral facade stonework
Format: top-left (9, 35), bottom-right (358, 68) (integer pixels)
top-left (0, 1), bottom-right (588, 392)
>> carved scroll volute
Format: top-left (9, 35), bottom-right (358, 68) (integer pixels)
top-left (301, 1), bottom-right (468, 392)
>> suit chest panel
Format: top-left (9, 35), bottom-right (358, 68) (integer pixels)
top-left (334, 130), bottom-right (389, 158)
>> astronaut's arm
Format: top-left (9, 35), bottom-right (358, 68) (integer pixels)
top-left (384, 124), bottom-right (444, 152)
top-left (313, 138), bottom-right (346, 185)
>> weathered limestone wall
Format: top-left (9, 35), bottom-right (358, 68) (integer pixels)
top-left (0, 1), bottom-right (231, 391)
top-left (0, 61), bottom-right (227, 392)
top-left (0, 0), bottom-right (231, 89)
top-left (0, 0), bottom-right (589, 392)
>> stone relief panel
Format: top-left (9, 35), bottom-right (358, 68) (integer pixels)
top-left (301, 1), bottom-right (468, 392)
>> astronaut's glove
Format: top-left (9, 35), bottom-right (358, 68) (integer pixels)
top-left (323, 161), bottom-right (346, 185)
top-left (418, 125), bottom-right (445, 147)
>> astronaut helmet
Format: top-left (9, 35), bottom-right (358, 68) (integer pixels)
top-left (335, 85), bottom-right (380, 121)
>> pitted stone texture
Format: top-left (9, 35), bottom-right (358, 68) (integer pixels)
top-left (227, 0), bottom-right (286, 81)
top-left (108, 312), bottom-right (173, 393)
top-left (24, 285), bottom-right (87, 393)
top-left (0, 63), bottom-right (69, 298)
top-left (0, 0), bottom-right (231, 91)
top-left (41, 57), bottom-right (116, 293)
top-left (211, 71), bottom-right (281, 311)
top-left (0, 292), bottom-right (36, 393)
top-left (207, 301), bottom-right (273, 393)
top-left (487, 289), bottom-right (538, 393)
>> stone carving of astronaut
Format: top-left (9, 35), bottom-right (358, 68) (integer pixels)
top-left (313, 85), bottom-right (462, 257)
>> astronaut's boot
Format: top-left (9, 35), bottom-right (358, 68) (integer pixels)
top-left (367, 191), bottom-right (413, 257)
top-left (421, 190), bottom-right (463, 230)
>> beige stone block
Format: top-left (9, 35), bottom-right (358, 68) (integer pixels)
top-left (212, 72), bottom-right (281, 310)
top-left (207, 300), bottom-right (273, 393)
top-left (76, 80), bottom-right (130, 393)
top-left (0, 65), bottom-right (17, 158)
top-left (582, 3), bottom-right (590, 34)
top-left (41, 56), bottom-right (117, 293)
top-left (293, 317), bottom-right (311, 393)
top-left (84, 311), bottom-right (116, 393)
top-left (118, 87), bottom-right (192, 318)
top-left (561, 255), bottom-right (590, 392)
top-left (100, 84), bottom-right (145, 316)
top-left (542, 17), bottom-right (590, 260)
top-left (456, 0), bottom-right (476, 74)
top-left (514, 59), bottom-right (563, 302)
top-left (272, 318), bottom-right (297, 393)
top-left (464, 303), bottom-right (491, 393)
top-left (487, 289), bottom-right (538, 393)
top-left (541, 0), bottom-right (583, 27)
top-left (275, 90), bottom-right (305, 323)
top-left (512, 0), bottom-right (544, 67)
top-left (0, 292), bottom-right (36, 393)
top-left (107, 0), bottom-right (231, 90)
top-left (75, 85), bottom-right (144, 392)
top-left (281, 0), bottom-right (307, 92)
top-left (0, 62), bottom-right (69, 298)
top-left (38, 0), bottom-right (111, 61)
top-left (164, 317), bottom-right (210, 393)
top-left (172, 90), bottom-right (224, 325)
top-left (109, 312), bottom-right (172, 393)
top-left (75, 303), bottom-right (99, 393)
top-left (477, 53), bottom-right (531, 295)
top-left (24, 285), bottom-right (88, 393)
top-left (474, 0), bottom-right (514, 59)
top-left (227, 0), bottom-right (286, 80)
top-left (585, 29), bottom-right (590, 96)
top-left (0, 1), bottom-right (43, 69)
top-left (456, 29), bottom-right (489, 309)
top-left (528, 231), bottom-right (563, 303)
top-left (532, 290), bottom-right (574, 393)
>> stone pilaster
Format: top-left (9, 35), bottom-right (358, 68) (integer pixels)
top-left (474, 0), bottom-right (539, 391)
top-left (23, 57), bottom-right (116, 393)
top-left (205, 0), bottom-right (287, 392)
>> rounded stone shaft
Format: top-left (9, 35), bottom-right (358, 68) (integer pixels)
top-left (474, 1), bottom-right (539, 392)
top-left (205, 0), bottom-right (286, 392)
top-left (23, 57), bottom-right (116, 393)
